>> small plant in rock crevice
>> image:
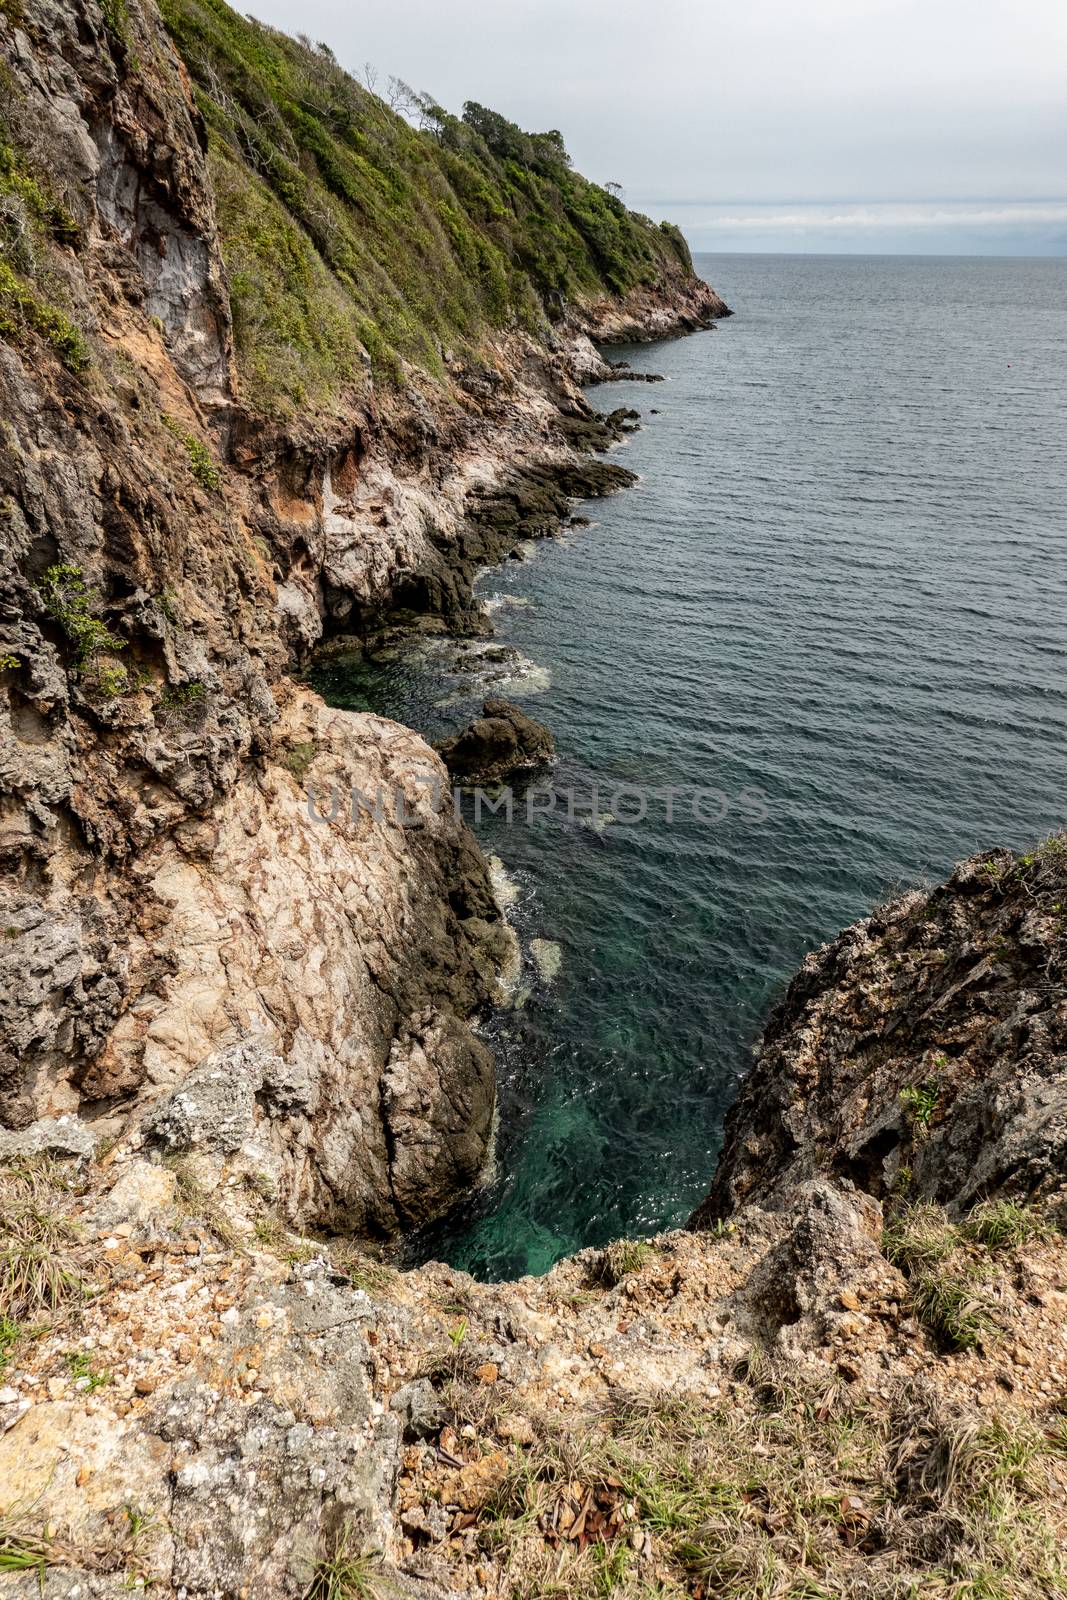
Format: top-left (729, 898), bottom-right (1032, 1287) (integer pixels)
top-left (35, 563), bottom-right (126, 688)
top-left (282, 740), bottom-right (316, 784)
top-left (899, 1073), bottom-right (943, 1139)
top-left (157, 679), bottom-right (208, 729)
top-left (64, 1348), bottom-right (112, 1392)
top-left (161, 415), bottom-right (222, 491)
top-left (594, 1239), bottom-right (654, 1288)
top-left (303, 1526), bottom-right (383, 1600)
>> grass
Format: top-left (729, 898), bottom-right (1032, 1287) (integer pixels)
top-left (907, 1274), bottom-right (996, 1353)
top-left (0, 1157), bottom-right (86, 1322)
top-left (594, 1240), bottom-right (654, 1288)
top-left (883, 1203), bottom-right (958, 1274)
top-left (883, 1203), bottom-right (997, 1352)
top-left (464, 1373), bottom-right (1067, 1600)
top-left (159, 0), bottom-right (699, 413)
top-left (304, 1528), bottom-right (383, 1599)
top-left (64, 1348), bottom-right (112, 1391)
top-left (167, 1159), bottom-right (246, 1252)
top-left (961, 1200), bottom-right (1055, 1251)
top-left (0, 1313), bottom-right (23, 1372)
top-left (0, 1520), bottom-right (52, 1581)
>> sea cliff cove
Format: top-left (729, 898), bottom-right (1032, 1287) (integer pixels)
top-left (0, 1), bottom-right (1065, 1596)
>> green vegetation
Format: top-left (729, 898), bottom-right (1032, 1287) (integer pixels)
top-left (962, 1199), bottom-right (1055, 1251)
top-left (0, 260), bottom-right (89, 372)
top-left (64, 1348), bottom-right (112, 1391)
top-left (157, 679), bottom-right (207, 728)
top-left (472, 1378), bottom-right (1067, 1599)
top-left (595, 1238), bottom-right (654, 1287)
top-left (36, 563), bottom-right (125, 666)
top-left (281, 740), bottom-right (316, 783)
top-left (908, 1273), bottom-right (996, 1353)
top-left (36, 563), bottom-right (130, 697)
top-left (160, 0), bottom-right (696, 413)
top-left (0, 1313), bottom-right (19, 1371)
top-left (99, 0), bottom-right (132, 56)
top-left (305, 1528), bottom-right (383, 1600)
top-left (883, 1203), bottom-right (996, 1352)
top-left (0, 119), bottom-right (88, 370)
top-left (0, 132), bottom-right (79, 253)
top-left (0, 1519), bottom-right (52, 1581)
top-left (161, 415), bottom-right (222, 490)
top-left (899, 1073), bottom-right (943, 1138)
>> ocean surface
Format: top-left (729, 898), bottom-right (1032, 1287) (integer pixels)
top-left (312, 252), bottom-right (1067, 1280)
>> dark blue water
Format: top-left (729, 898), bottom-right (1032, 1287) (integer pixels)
top-left (313, 253), bottom-right (1067, 1279)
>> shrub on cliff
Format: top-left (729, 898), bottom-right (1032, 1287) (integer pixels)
top-left (160, 0), bottom-right (698, 414)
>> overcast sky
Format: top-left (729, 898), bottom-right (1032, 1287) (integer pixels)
top-left (248, 0), bottom-right (1066, 254)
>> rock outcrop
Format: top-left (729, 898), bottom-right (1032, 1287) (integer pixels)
top-left (691, 839), bottom-right (1067, 1229)
top-left (435, 700), bottom-right (555, 788)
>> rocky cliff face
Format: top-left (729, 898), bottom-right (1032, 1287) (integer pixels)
top-left (0, 0), bottom-right (727, 1238)
top-left (692, 840), bottom-right (1067, 1229)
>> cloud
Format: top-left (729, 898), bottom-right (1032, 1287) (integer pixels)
top-left (682, 203), bottom-right (1067, 233)
top-left (246, 0), bottom-right (1067, 254)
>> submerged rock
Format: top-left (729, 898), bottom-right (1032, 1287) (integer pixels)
top-left (529, 937), bottom-right (563, 985)
top-left (435, 699), bottom-right (555, 787)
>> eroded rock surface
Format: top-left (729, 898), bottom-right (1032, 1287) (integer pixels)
top-left (691, 840), bottom-right (1067, 1229)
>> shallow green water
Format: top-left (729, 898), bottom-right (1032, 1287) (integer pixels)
top-left (313, 252), bottom-right (1067, 1279)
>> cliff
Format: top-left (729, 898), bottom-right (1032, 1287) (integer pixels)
top-left (0, 845), bottom-right (1064, 1598)
top-left (0, 0), bottom-right (726, 1240)
top-left (4, 6), bottom-right (1064, 1598)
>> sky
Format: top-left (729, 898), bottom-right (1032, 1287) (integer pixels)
top-left (247, 0), bottom-right (1066, 255)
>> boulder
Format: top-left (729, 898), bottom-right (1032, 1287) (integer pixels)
top-left (434, 700), bottom-right (554, 787)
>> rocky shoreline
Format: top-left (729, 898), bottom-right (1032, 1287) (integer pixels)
top-left (2, 3), bottom-right (1065, 1596)
top-left (0, 840), bottom-right (1064, 1598)
top-left (0, 0), bottom-right (726, 1245)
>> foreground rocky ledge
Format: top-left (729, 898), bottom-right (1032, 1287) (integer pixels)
top-left (1, 840), bottom-right (1065, 1598)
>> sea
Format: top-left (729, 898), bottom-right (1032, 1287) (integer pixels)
top-left (311, 252), bottom-right (1067, 1279)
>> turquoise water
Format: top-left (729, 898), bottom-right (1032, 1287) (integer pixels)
top-left (313, 253), bottom-right (1067, 1279)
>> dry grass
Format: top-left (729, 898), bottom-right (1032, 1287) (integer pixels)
top-left (464, 1366), bottom-right (1067, 1600)
top-left (0, 1157), bottom-right (87, 1323)
top-left (167, 1158), bottom-right (246, 1252)
top-left (882, 1204), bottom-right (997, 1351)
